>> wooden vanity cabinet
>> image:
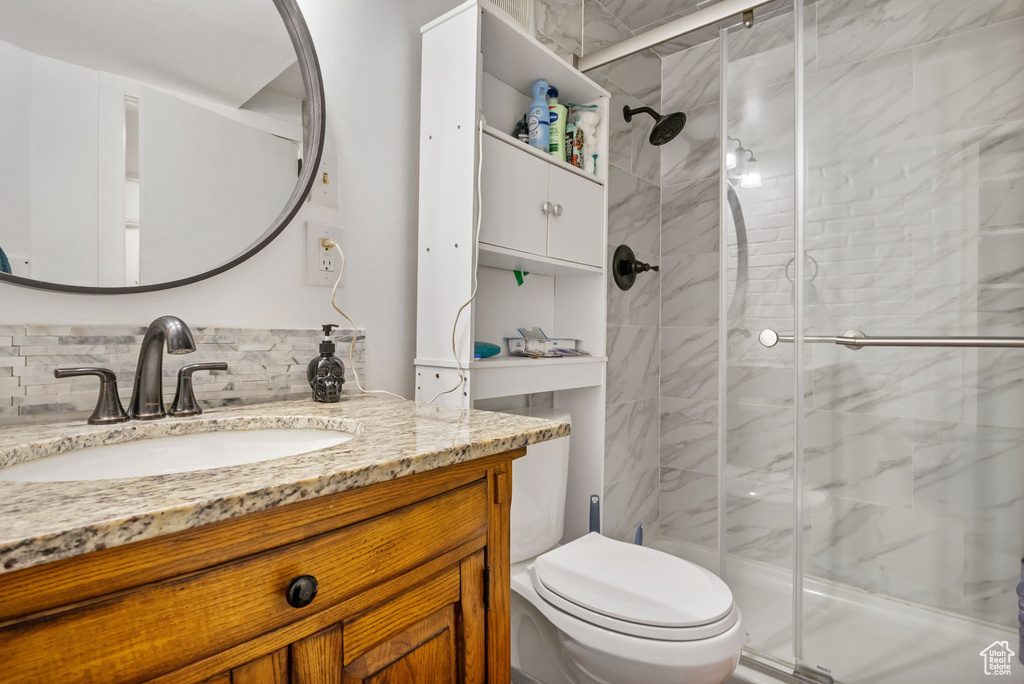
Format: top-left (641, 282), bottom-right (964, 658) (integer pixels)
top-left (0, 450), bottom-right (520, 684)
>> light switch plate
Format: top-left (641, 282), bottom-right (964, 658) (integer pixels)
top-left (308, 153), bottom-right (339, 207)
top-left (305, 221), bottom-right (343, 286)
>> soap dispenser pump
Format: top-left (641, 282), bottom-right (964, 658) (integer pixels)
top-left (307, 324), bottom-right (346, 402)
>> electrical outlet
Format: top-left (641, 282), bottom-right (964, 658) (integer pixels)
top-left (308, 153), bottom-right (339, 207)
top-left (306, 222), bottom-right (343, 286)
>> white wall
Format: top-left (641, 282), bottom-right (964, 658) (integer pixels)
top-left (0, 0), bottom-right (463, 397)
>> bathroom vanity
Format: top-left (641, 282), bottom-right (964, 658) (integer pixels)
top-left (0, 398), bottom-right (568, 683)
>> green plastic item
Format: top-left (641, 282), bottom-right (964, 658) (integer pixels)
top-left (514, 270), bottom-right (530, 286)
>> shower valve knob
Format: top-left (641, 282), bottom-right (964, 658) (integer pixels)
top-left (612, 244), bottom-right (659, 291)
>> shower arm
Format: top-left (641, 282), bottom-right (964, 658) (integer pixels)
top-left (758, 329), bottom-right (1024, 350)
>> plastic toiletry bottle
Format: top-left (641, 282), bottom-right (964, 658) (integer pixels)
top-left (547, 86), bottom-right (567, 160)
top-left (528, 79), bottom-right (550, 152)
top-left (307, 323), bottom-right (346, 402)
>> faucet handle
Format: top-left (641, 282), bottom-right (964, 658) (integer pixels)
top-left (54, 368), bottom-right (129, 425)
top-left (169, 362), bottom-right (228, 417)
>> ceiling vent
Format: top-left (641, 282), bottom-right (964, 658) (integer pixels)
top-left (485, 0), bottom-right (533, 32)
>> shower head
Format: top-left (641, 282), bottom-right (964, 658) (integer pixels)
top-left (623, 105), bottom-right (687, 146)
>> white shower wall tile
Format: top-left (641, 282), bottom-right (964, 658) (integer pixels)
top-left (598, 0), bottom-right (697, 32)
top-left (536, 0), bottom-right (583, 55)
top-left (661, 326), bottom-right (718, 401)
top-left (662, 179), bottom-right (720, 256)
top-left (604, 465), bottom-right (660, 543)
top-left (815, 0), bottom-right (1024, 72)
top-left (914, 18), bottom-right (1024, 136)
top-left (806, 49), bottom-right (915, 165)
top-left (582, 0), bottom-right (633, 54)
top-left (811, 498), bottom-right (965, 612)
top-left (963, 502), bottom-right (1024, 627)
top-left (805, 410), bottom-right (914, 508)
top-left (660, 253), bottom-right (719, 327)
top-left (663, 39), bottom-right (720, 113)
top-left (608, 164), bottom-right (661, 253)
top-left (660, 467), bottom-right (718, 548)
top-left (660, 396), bottom-right (718, 474)
top-left (607, 325), bottom-right (659, 404)
top-left (596, 48), bottom-right (662, 109)
top-left (725, 403), bottom-right (794, 486)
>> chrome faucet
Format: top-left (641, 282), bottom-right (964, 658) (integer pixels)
top-left (129, 316), bottom-right (196, 420)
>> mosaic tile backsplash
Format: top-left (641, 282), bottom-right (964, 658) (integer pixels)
top-left (0, 325), bottom-right (366, 424)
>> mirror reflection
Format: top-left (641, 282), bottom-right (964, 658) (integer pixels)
top-left (0, 0), bottom-right (306, 288)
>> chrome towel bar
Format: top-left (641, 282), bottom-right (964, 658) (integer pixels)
top-left (758, 329), bottom-right (1024, 350)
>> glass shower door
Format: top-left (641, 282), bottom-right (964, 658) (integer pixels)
top-left (795, 0), bottom-right (1024, 681)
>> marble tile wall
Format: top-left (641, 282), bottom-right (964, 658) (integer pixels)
top-left (537, 0), bottom-right (665, 542)
top-left (0, 325), bottom-right (366, 424)
top-left (656, 0), bottom-right (1024, 630)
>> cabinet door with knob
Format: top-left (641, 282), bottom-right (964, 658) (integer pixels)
top-left (479, 133), bottom-right (603, 269)
top-left (545, 165), bottom-right (604, 267)
top-left (0, 455), bottom-right (512, 684)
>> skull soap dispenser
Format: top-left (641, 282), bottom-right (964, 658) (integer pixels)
top-left (307, 324), bottom-right (346, 402)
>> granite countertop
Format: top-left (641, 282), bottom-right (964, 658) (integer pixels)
top-left (0, 397), bottom-right (569, 575)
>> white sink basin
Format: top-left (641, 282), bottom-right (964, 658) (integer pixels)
top-left (0, 428), bottom-right (355, 482)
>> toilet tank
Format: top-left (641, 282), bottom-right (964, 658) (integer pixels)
top-left (503, 408), bottom-right (572, 564)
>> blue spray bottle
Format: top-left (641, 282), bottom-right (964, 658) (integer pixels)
top-left (527, 79), bottom-right (550, 152)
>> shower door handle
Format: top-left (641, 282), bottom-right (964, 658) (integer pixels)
top-left (759, 329), bottom-right (1024, 350)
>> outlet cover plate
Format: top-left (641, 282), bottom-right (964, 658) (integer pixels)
top-left (306, 221), bottom-right (343, 287)
top-left (308, 153), bottom-right (339, 207)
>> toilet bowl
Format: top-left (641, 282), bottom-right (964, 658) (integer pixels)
top-left (503, 408), bottom-right (744, 684)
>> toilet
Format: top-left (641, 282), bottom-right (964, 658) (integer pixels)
top-left (505, 408), bottom-right (744, 684)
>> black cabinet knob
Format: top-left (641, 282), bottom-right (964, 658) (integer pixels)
top-left (285, 574), bottom-right (319, 608)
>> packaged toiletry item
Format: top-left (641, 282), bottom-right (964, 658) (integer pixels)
top-left (512, 114), bottom-right (529, 144)
top-left (504, 327), bottom-right (588, 358)
top-left (575, 106), bottom-right (601, 174)
top-left (307, 323), bottom-right (345, 402)
top-left (547, 86), bottom-right (567, 160)
top-left (528, 79), bottom-right (550, 151)
top-left (565, 106), bottom-right (583, 168)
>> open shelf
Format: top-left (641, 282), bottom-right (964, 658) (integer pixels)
top-left (477, 242), bottom-right (603, 277)
top-left (478, 4), bottom-right (607, 107)
top-left (415, 355), bottom-right (607, 401)
top-left (482, 125), bottom-right (604, 187)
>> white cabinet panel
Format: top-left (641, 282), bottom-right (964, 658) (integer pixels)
top-left (479, 134), bottom-right (548, 256)
top-left (546, 167), bottom-right (604, 267)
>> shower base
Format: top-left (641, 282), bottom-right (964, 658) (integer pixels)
top-left (652, 536), bottom-right (1016, 684)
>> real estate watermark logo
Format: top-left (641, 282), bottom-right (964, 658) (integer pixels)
top-left (980, 641), bottom-right (1015, 676)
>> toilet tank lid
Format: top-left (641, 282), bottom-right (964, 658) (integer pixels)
top-left (532, 533), bottom-right (734, 628)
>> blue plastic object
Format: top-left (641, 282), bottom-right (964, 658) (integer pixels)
top-left (474, 341), bottom-right (501, 358)
top-left (528, 79), bottom-right (550, 151)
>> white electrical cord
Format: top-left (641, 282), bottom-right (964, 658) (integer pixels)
top-left (427, 120), bottom-right (485, 405)
top-left (325, 239), bottom-right (406, 401)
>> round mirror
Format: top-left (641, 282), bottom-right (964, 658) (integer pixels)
top-left (0, 0), bottom-right (324, 293)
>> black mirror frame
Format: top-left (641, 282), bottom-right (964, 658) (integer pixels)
top-left (0, 0), bottom-right (326, 295)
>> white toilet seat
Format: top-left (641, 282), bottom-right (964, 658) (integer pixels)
top-left (527, 533), bottom-right (738, 641)
top-left (530, 562), bottom-right (740, 641)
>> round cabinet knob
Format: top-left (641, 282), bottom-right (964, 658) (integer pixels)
top-left (542, 201), bottom-right (553, 215)
top-left (553, 203), bottom-right (563, 217)
top-left (285, 574), bottom-right (319, 608)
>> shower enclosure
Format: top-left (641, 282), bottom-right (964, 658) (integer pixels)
top-left (587, 0), bottom-right (1024, 681)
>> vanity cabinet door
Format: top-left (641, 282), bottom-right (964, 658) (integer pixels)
top-left (232, 647), bottom-right (291, 683)
top-left (341, 551), bottom-right (486, 684)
